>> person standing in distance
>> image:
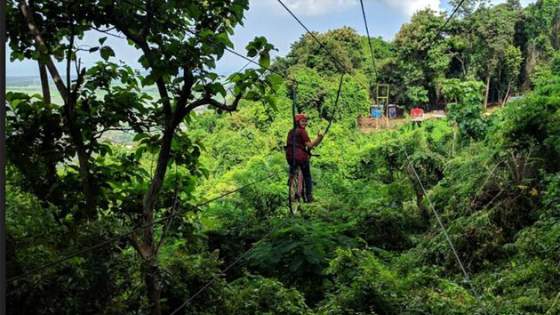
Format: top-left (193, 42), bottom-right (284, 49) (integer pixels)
top-left (286, 113), bottom-right (324, 203)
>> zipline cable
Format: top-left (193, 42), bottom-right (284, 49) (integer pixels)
top-left (359, 0), bottom-right (378, 79)
top-left (7, 173), bottom-right (278, 283)
top-left (224, 47), bottom-right (289, 81)
top-left (380, 0), bottom-right (480, 303)
top-left (435, 0), bottom-right (467, 40)
top-left (397, 1), bottom-right (473, 291)
top-left (171, 4), bottom-right (355, 311)
top-left (324, 73), bottom-right (344, 136)
top-left (404, 150), bottom-right (480, 299)
top-left (237, 58), bottom-right (254, 73)
top-left (276, 0), bottom-right (347, 73)
top-left (275, 0), bottom-right (346, 136)
top-left (289, 83), bottom-right (297, 215)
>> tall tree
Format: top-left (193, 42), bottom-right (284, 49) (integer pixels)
top-left (7, 1), bottom-right (278, 314)
top-left (520, 0), bottom-right (560, 87)
top-left (498, 44), bottom-right (523, 103)
top-left (286, 27), bottom-right (363, 74)
top-left (470, 3), bottom-right (520, 108)
top-left (393, 9), bottom-right (448, 106)
top-left (448, 0), bottom-right (491, 18)
top-left (8, 0), bottom-right (100, 217)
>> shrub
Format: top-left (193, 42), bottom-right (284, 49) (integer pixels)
top-left (225, 275), bottom-right (311, 315)
top-left (421, 212), bottom-right (506, 274)
top-left (318, 248), bottom-right (401, 315)
top-left (247, 218), bottom-right (357, 304)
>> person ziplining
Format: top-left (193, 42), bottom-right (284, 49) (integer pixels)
top-left (285, 113), bottom-right (324, 203)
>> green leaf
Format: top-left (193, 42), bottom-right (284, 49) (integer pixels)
top-left (259, 53), bottom-right (270, 68)
top-left (100, 46), bottom-right (115, 61)
top-left (266, 73), bottom-right (283, 89)
top-left (247, 47), bottom-right (258, 58)
top-left (133, 132), bottom-right (149, 142)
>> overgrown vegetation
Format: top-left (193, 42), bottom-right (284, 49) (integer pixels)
top-left (6, 0), bottom-right (560, 314)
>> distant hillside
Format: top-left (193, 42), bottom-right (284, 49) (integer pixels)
top-left (7, 75), bottom-right (170, 96)
top-left (7, 76), bottom-right (45, 87)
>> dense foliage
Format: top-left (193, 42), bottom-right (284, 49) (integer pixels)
top-left (6, 0), bottom-right (560, 314)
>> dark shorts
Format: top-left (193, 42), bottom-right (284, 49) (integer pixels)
top-left (288, 159), bottom-right (313, 199)
top-left (288, 159), bottom-right (309, 175)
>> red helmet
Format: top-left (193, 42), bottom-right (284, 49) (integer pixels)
top-left (295, 113), bottom-right (307, 123)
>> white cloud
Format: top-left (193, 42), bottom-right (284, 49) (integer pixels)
top-left (253, 0), bottom-right (536, 19)
top-left (281, 0), bottom-right (358, 16)
top-left (491, 0), bottom-right (536, 6)
top-left (252, 0), bottom-right (440, 17)
top-left (379, 0), bottom-right (441, 17)
top-left (252, 0), bottom-right (359, 17)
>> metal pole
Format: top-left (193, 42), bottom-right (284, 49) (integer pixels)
top-left (0, 0), bottom-right (6, 312)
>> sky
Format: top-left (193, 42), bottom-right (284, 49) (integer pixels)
top-left (6, 0), bottom-right (536, 78)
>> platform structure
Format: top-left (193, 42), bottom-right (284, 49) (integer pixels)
top-left (376, 84), bottom-right (390, 109)
top-left (375, 83), bottom-right (391, 128)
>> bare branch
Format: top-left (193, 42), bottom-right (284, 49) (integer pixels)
top-left (129, 232), bottom-right (151, 260)
top-left (142, 0), bottom-right (153, 38)
top-left (92, 26), bottom-right (124, 39)
top-left (74, 57), bottom-right (81, 79)
top-left (66, 29), bottom-right (75, 95)
top-left (19, 0), bottom-right (69, 102)
top-left (37, 61), bottom-right (51, 104)
top-left (70, 67), bottom-right (86, 105)
top-left (183, 92), bottom-right (243, 117)
top-left (172, 66), bottom-right (196, 125)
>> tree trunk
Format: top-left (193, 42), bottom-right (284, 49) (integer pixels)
top-left (143, 129), bottom-right (174, 215)
top-left (76, 146), bottom-right (97, 219)
top-left (502, 82), bottom-right (512, 106)
top-left (137, 126), bottom-right (176, 315)
top-left (144, 259), bottom-right (162, 315)
top-left (19, 1), bottom-right (68, 102)
top-left (38, 61), bottom-right (51, 104)
top-left (484, 75), bottom-right (491, 110)
top-left (38, 61), bottom-right (61, 204)
top-left (21, 1), bottom-right (97, 217)
top-left (60, 82), bottom-right (97, 219)
top-left (459, 56), bottom-right (467, 77)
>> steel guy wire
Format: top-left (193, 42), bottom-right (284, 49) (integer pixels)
top-left (546, 291), bottom-right (560, 315)
top-left (404, 149), bottom-right (481, 300)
